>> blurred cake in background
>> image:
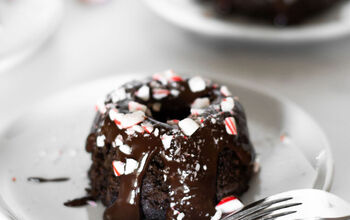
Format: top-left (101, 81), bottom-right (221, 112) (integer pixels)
top-left (199, 0), bottom-right (344, 25)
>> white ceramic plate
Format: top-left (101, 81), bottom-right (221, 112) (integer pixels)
top-left (0, 73), bottom-right (333, 219)
top-left (142, 0), bottom-right (350, 44)
top-left (0, 0), bottom-right (64, 73)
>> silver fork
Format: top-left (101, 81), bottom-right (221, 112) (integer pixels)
top-left (222, 189), bottom-right (350, 220)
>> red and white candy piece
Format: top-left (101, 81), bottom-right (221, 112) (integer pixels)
top-left (177, 212), bottom-right (185, 220)
top-left (220, 86), bottom-right (232, 97)
top-left (125, 158), bottom-right (139, 175)
top-left (153, 70), bottom-right (183, 84)
top-left (152, 72), bottom-right (168, 85)
top-left (108, 108), bottom-right (119, 122)
top-left (95, 100), bottom-right (107, 114)
top-left (161, 134), bottom-right (173, 150)
top-left (111, 88), bottom-right (127, 103)
top-left (136, 85), bottom-right (150, 101)
top-left (189, 76), bottom-right (206, 93)
top-left (220, 97), bottom-right (235, 112)
top-left (114, 111), bottom-right (146, 129)
top-left (112, 160), bottom-right (125, 177)
top-left (164, 69), bottom-right (183, 82)
top-left (190, 108), bottom-right (205, 116)
top-left (141, 122), bottom-right (154, 134)
top-left (153, 89), bottom-right (170, 100)
top-left (215, 196), bottom-right (243, 214)
top-left (128, 101), bottom-right (147, 113)
top-left (224, 117), bottom-right (237, 135)
top-left (179, 118), bottom-right (199, 136)
top-left (191, 97), bottom-right (210, 109)
top-left (167, 119), bottom-right (179, 125)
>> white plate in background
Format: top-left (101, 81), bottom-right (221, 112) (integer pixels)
top-left (0, 0), bottom-right (64, 73)
top-left (143, 0), bottom-right (350, 44)
top-left (0, 73), bottom-right (333, 219)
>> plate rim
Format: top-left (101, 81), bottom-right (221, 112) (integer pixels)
top-left (142, 0), bottom-right (350, 44)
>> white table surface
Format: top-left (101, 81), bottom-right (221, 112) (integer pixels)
top-left (0, 0), bottom-right (350, 202)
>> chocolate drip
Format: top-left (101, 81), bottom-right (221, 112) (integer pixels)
top-left (64, 196), bottom-right (96, 207)
top-left (85, 75), bottom-right (255, 220)
top-left (27, 177), bottom-right (69, 183)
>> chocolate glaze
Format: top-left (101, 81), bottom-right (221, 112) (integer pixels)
top-left (27, 177), bottom-right (69, 183)
top-left (199, 0), bottom-right (343, 25)
top-left (64, 196), bottom-right (96, 207)
top-left (85, 73), bottom-right (255, 220)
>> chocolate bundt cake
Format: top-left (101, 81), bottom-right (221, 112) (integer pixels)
top-left (200, 0), bottom-right (343, 25)
top-left (85, 71), bottom-right (255, 220)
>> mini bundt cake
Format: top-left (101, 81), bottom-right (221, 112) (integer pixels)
top-left (200, 0), bottom-right (343, 25)
top-left (85, 71), bottom-right (255, 220)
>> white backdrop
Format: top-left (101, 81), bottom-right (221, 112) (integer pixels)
top-left (0, 0), bottom-right (349, 201)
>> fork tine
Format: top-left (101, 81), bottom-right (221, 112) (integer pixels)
top-left (222, 197), bottom-right (293, 220)
top-left (240, 202), bottom-right (302, 220)
top-left (260, 211), bottom-right (297, 220)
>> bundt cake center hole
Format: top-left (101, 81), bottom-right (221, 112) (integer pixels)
top-left (151, 104), bottom-right (191, 123)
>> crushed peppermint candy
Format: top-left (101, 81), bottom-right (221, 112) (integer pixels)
top-left (109, 109), bottom-right (119, 121)
top-left (220, 86), bottom-right (232, 97)
top-left (220, 97), bottom-right (235, 112)
top-left (162, 134), bottom-right (173, 150)
top-left (191, 97), bottom-right (210, 109)
top-left (211, 210), bottom-right (222, 220)
top-left (152, 73), bottom-right (168, 85)
top-left (224, 117), bottom-right (237, 135)
top-left (170, 89), bottom-right (180, 97)
top-left (111, 88), bottom-right (127, 103)
top-left (128, 101), bottom-right (147, 113)
top-left (179, 118), bottom-right (199, 136)
top-left (153, 89), bottom-right (170, 100)
top-left (112, 160), bottom-right (125, 176)
top-left (141, 122), bottom-right (154, 134)
top-left (114, 111), bottom-right (146, 129)
top-left (96, 135), bottom-right (106, 147)
top-left (153, 70), bottom-right (183, 84)
top-left (167, 119), bottom-right (179, 125)
top-left (154, 128), bottom-right (159, 137)
top-left (125, 158), bottom-right (139, 175)
top-left (189, 76), bottom-right (206, 93)
top-left (136, 85), bottom-right (150, 101)
top-left (114, 135), bottom-right (123, 147)
top-left (132, 125), bottom-right (144, 133)
top-left (125, 128), bottom-right (135, 135)
top-left (95, 100), bottom-right (107, 114)
top-left (119, 144), bottom-right (132, 155)
top-left (215, 196), bottom-right (244, 214)
top-left (177, 212), bottom-right (185, 220)
top-left (191, 108), bottom-right (205, 116)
